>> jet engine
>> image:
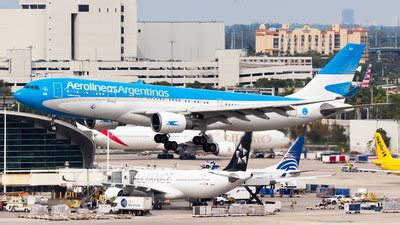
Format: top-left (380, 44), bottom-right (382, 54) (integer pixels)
top-left (151, 112), bottom-right (194, 133)
top-left (212, 141), bottom-right (236, 157)
top-left (83, 119), bottom-right (120, 130)
top-left (104, 187), bottom-right (123, 201)
top-left (319, 102), bottom-right (352, 117)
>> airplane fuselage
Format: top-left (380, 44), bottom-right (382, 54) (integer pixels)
top-left (121, 168), bottom-right (249, 200)
top-left (15, 78), bottom-right (334, 132)
top-left (93, 127), bottom-right (290, 151)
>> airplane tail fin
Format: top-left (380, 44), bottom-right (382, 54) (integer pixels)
top-left (273, 136), bottom-right (304, 171)
top-left (223, 132), bottom-right (252, 172)
top-left (360, 64), bottom-right (372, 87)
top-left (375, 132), bottom-right (393, 162)
top-left (289, 43), bottom-right (365, 99)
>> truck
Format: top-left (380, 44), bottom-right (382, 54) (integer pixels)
top-left (111, 197), bottom-right (152, 216)
top-left (5, 202), bottom-right (30, 212)
top-left (325, 195), bottom-right (351, 205)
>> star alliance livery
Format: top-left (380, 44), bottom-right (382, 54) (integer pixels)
top-left (15, 44), bottom-right (365, 154)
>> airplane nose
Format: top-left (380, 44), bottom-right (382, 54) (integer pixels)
top-left (13, 89), bottom-right (26, 104)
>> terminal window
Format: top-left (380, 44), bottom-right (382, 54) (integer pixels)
top-left (78, 4), bottom-right (89, 12)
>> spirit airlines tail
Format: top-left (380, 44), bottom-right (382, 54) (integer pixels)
top-left (357, 132), bottom-right (400, 175)
top-left (14, 44), bottom-right (365, 153)
top-left (78, 123), bottom-right (290, 157)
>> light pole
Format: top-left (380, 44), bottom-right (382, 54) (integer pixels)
top-left (170, 41), bottom-right (175, 86)
top-left (27, 45), bottom-right (35, 81)
top-left (106, 130), bottom-right (110, 174)
top-left (2, 93), bottom-right (7, 193)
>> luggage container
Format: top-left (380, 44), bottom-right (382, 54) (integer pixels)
top-left (345, 203), bottom-right (361, 214)
top-left (306, 184), bottom-right (319, 193)
top-left (355, 155), bottom-right (368, 163)
top-left (338, 155), bottom-right (347, 163)
top-left (382, 199), bottom-right (400, 213)
top-left (279, 188), bottom-right (294, 197)
top-left (335, 188), bottom-right (351, 197)
top-left (260, 187), bottom-right (274, 197)
top-left (316, 187), bottom-right (335, 198)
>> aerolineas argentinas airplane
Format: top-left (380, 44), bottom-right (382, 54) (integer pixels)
top-left (14, 44), bottom-right (365, 153)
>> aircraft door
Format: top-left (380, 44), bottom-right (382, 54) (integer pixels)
top-left (53, 82), bottom-right (63, 98)
top-left (217, 98), bottom-right (223, 106)
top-left (107, 91), bottom-right (116, 102)
top-left (129, 170), bottom-right (138, 185)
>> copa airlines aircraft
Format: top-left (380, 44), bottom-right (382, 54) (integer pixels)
top-left (78, 123), bottom-right (289, 158)
top-left (14, 44), bottom-right (365, 154)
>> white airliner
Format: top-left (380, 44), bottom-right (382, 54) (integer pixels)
top-left (78, 123), bottom-right (289, 158)
top-left (64, 133), bottom-right (255, 207)
top-left (15, 44), bottom-right (368, 154)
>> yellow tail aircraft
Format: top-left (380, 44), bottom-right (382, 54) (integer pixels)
top-left (357, 132), bottom-right (400, 175)
top-left (372, 132), bottom-right (400, 171)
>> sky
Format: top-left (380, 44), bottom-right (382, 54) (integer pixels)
top-left (1, 0), bottom-right (399, 26)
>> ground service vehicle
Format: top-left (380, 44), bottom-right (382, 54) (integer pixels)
top-left (111, 197), bottom-right (152, 216)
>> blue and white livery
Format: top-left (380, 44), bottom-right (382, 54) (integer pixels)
top-left (14, 44), bottom-right (365, 153)
top-left (274, 136), bottom-right (304, 171)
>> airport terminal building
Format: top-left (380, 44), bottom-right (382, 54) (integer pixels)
top-left (0, 111), bottom-right (95, 172)
top-left (0, 0), bottom-right (313, 90)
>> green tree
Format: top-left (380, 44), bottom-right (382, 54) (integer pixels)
top-left (151, 81), bottom-right (171, 86)
top-left (376, 128), bottom-right (391, 148)
top-left (306, 121), bottom-right (329, 144)
top-left (0, 80), bottom-right (11, 96)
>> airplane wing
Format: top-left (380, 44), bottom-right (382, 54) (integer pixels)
top-left (357, 168), bottom-right (400, 175)
top-left (276, 173), bottom-right (336, 184)
top-left (208, 171), bottom-right (252, 180)
top-left (320, 103), bottom-right (389, 114)
top-left (285, 169), bottom-right (314, 176)
top-left (102, 182), bottom-right (180, 194)
top-left (130, 97), bottom-right (341, 123)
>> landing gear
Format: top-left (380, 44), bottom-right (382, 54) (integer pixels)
top-left (157, 151), bottom-right (174, 159)
top-left (192, 199), bottom-right (208, 207)
top-left (192, 135), bottom-right (207, 145)
top-left (48, 116), bottom-right (57, 132)
top-left (192, 134), bottom-right (218, 154)
top-left (203, 143), bottom-right (217, 153)
top-left (179, 154), bottom-right (196, 160)
top-left (154, 134), bottom-right (168, 143)
top-left (154, 134), bottom-right (178, 151)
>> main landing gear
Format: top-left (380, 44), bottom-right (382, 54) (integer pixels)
top-left (192, 134), bottom-right (217, 153)
top-left (157, 151), bottom-right (174, 159)
top-left (154, 134), bottom-right (178, 151)
top-left (48, 116), bottom-right (57, 132)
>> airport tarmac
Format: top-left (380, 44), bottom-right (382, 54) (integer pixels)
top-left (1, 154), bottom-right (400, 225)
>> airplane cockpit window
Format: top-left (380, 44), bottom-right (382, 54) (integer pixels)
top-left (23, 85), bottom-right (40, 90)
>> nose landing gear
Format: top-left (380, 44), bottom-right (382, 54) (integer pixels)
top-left (48, 116), bottom-right (57, 132)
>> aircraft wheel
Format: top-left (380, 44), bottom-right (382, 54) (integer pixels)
top-left (199, 136), bottom-right (208, 145)
top-left (155, 134), bottom-right (169, 143)
top-left (154, 134), bottom-right (163, 143)
top-left (203, 143), bottom-right (217, 153)
top-left (48, 125), bottom-right (57, 132)
top-left (169, 141), bottom-right (178, 151)
top-left (192, 136), bottom-right (201, 145)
